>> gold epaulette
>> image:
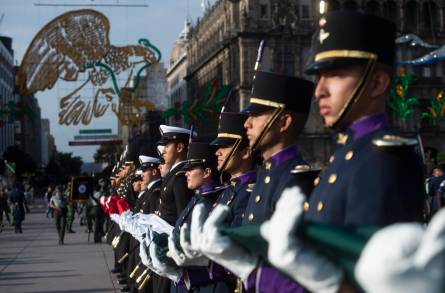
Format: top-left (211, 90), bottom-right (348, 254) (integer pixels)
top-left (372, 135), bottom-right (417, 147)
top-left (246, 183), bottom-right (255, 192)
top-left (290, 164), bottom-right (312, 174)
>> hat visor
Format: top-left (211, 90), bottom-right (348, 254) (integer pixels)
top-left (304, 57), bottom-right (369, 75)
top-left (241, 102), bottom-right (275, 115)
top-left (182, 162), bottom-right (204, 170)
top-left (210, 137), bottom-right (237, 146)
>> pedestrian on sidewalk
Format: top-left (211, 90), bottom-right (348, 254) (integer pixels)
top-left (50, 189), bottom-right (68, 245)
top-left (45, 186), bottom-right (54, 218)
top-left (0, 187), bottom-right (11, 231)
top-left (9, 183), bottom-right (26, 233)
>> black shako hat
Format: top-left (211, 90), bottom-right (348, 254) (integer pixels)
top-left (210, 112), bottom-right (248, 147)
top-left (183, 142), bottom-right (217, 170)
top-left (305, 11), bottom-right (396, 74)
top-left (242, 71), bottom-right (314, 114)
top-left (124, 150), bottom-right (138, 166)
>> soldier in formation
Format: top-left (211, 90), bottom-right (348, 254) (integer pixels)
top-left (96, 10), bottom-right (444, 293)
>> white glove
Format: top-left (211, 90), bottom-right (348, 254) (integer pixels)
top-left (190, 203), bottom-right (207, 251)
top-left (118, 210), bottom-right (133, 231)
top-left (355, 208), bottom-right (445, 293)
top-left (260, 187), bottom-right (343, 293)
top-left (149, 240), bottom-right (182, 282)
top-left (110, 213), bottom-right (120, 224)
top-left (166, 228), bottom-right (208, 267)
top-left (201, 204), bottom-right (258, 284)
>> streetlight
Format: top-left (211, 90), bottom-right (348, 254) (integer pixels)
top-left (319, 0), bottom-right (328, 14)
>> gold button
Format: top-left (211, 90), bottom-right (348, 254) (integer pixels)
top-left (328, 174), bottom-right (337, 184)
top-left (163, 187), bottom-right (167, 191)
top-left (248, 213), bottom-right (254, 222)
top-left (265, 162), bottom-right (272, 170)
top-left (345, 151), bottom-right (354, 160)
top-left (303, 201), bottom-right (309, 212)
top-left (255, 195), bottom-right (261, 203)
top-left (317, 201), bottom-right (324, 212)
top-left (231, 181), bottom-right (236, 186)
top-left (329, 155), bottom-right (335, 163)
top-left (264, 176), bottom-right (271, 184)
top-left (314, 177), bottom-right (320, 186)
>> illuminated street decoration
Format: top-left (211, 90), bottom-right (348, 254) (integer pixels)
top-left (422, 91), bottom-right (445, 122)
top-left (18, 9), bottom-right (161, 126)
top-left (388, 68), bottom-right (418, 121)
top-left (162, 81), bottom-right (231, 125)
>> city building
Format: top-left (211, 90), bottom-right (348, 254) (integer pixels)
top-left (41, 119), bottom-right (50, 167)
top-left (0, 36), bottom-right (16, 157)
top-left (168, 0), bottom-right (445, 164)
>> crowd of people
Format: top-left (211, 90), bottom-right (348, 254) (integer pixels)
top-left (87, 11), bottom-right (445, 293)
top-left (0, 183), bottom-right (32, 234)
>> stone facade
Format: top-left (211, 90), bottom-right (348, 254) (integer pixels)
top-left (184, 0), bottom-right (327, 161)
top-left (169, 0), bottom-right (445, 164)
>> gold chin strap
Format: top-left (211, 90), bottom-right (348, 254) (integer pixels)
top-left (220, 138), bottom-right (242, 172)
top-left (250, 106), bottom-right (285, 151)
top-left (329, 56), bottom-right (377, 130)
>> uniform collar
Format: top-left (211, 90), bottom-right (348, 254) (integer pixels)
top-left (146, 178), bottom-right (161, 191)
top-left (230, 170), bottom-right (257, 187)
top-left (335, 112), bottom-right (389, 146)
top-left (171, 160), bottom-right (186, 172)
top-left (197, 182), bottom-right (217, 194)
top-left (263, 145), bottom-right (301, 169)
top-left (349, 112), bottom-right (389, 140)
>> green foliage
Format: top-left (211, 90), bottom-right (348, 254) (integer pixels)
top-left (2, 146), bottom-right (37, 178)
top-left (94, 144), bottom-right (124, 164)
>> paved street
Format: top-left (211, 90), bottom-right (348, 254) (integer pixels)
top-left (0, 201), bottom-right (118, 293)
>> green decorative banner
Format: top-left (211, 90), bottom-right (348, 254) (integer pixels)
top-left (162, 81), bottom-right (231, 125)
top-left (388, 68), bottom-right (418, 121)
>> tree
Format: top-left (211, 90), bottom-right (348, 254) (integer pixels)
top-left (94, 144), bottom-right (123, 164)
top-left (45, 151), bottom-right (83, 185)
top-left (2, 146), bottom-right (37, 178)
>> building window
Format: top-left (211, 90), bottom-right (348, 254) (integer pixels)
top-left (260, 4), bottom-right (268, 19)
top-left (383, 0), bottom-right (397, 21)
top-left (404, 1), bottom-right (418, 32)
top-left (423, 1), bottom-right (439, 34)
top-left (301, 5), bottom-right (310, 19)
top-left (436, 63), bottom-right (443, 77)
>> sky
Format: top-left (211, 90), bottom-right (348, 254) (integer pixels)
top-left (1, 0), bottom-right (215, 163)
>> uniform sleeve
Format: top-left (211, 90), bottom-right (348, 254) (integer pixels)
top-left (246, 263), bottom-right (305, 293)
top-left (345, 148), bottom-right (425, 225)
top-left (172, 175), bottom-right (193, 217)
